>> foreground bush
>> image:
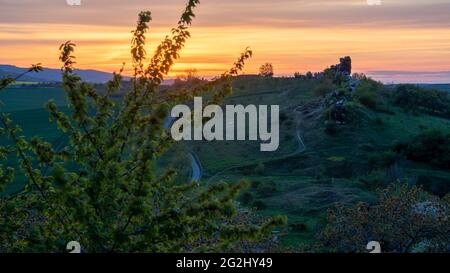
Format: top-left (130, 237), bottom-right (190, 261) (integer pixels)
top-left (0, 1), bottom-right (284, 252)
top-left (320, 184), bottom-right (450, 253)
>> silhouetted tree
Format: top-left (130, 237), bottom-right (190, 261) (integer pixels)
top-left (259, 63), bottom-right (274, 77)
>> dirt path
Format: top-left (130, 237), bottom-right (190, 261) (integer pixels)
top-left (189, 152), bottom-right (202, 182)
top-left (206, 97), bottom-right (309, 183)
top-left (164, 114), bottom-right (203, 182)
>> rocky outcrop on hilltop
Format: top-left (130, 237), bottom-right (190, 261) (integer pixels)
top-left (337, 56), bottom-right (352, 75)
top-left (324, 56), bottom-right (363, 124)
top-left (327, 56), bottom-right (352, 76)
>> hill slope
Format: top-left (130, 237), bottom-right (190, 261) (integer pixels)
top-left (187, 76), bottom-right (450, 247)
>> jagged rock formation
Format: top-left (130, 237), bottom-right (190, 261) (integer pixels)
top-left (338, 56), bottom-right (352, 75)
top-left (328, 56), bottom-right (352, 77)
top-left (324, 56), bottom-right (362, 124)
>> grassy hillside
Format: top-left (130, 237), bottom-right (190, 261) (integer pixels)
top-left (187, 76), bottom-right (450, 247)
top-left (1, 78), bottom-right (449, 248)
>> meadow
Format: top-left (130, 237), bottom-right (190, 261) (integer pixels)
top-left (0, 85), bottom-right (193, 194)
top-left (0, 87), bottom-right (69, 194)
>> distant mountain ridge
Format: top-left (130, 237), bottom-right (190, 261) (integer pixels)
top-left (0, 64), bottom-right (124, 83)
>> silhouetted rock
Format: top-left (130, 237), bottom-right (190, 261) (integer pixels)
top-left (338, 56), bottom-right (352, 75)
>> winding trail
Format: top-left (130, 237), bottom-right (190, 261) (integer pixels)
top-left (189, 153), bottom-right (202, 182)
top-left (206, 91), bottom-right (308, 183)
top-left (163, 114), bottom-right (203, 182)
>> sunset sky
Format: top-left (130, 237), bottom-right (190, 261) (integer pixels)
top-left (1, 0), bottom-right (450, 83)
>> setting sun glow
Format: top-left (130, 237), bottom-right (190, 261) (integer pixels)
top-left (1, 0), bottom-right (450, 83)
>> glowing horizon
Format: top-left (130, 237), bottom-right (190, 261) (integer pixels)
top-left (1, 0), bottom-right (450, 83)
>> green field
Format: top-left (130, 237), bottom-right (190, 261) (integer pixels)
top-left (0, 87), bottom-right (69, 193)
top-left (0, 86), bottom-right (192, 194)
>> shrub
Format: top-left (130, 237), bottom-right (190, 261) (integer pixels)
top-left (359, 170), bottom-right (386, 190)
top-left (0, 1), bottom-right (285, 252)
top-left (417, 176), bottom-right (450, 198)
top-left (375, 117), bottom-right (384, 126)
top-left (336, 86), bottom-right (348, 97)
top-left (325, 121), bottom-right (337, 135)
top-left (280, 112), bottom-right (289, 123)
top-left (418, 124), bottom-right (428, 131)
top-left (294, 72), bottom-right (305, 79)
top-left (368, 150), bottom-right (397, 168)
top-left (259, 63), bottom-right (274, 77)
top-left (253, 200), bottom-right (267, 211)
top-left (357, 91), bottom-right (377, 109)
top-left (353, 79), bottom-right (383, 109)
top-left (352, 73), bottom-right (368, 81)
top-left (250, 180), bottom-right (262, 190)
top-left (320, 184), bottom-right (450, 253)
top-left (255, 181), bottom-right (277, 198)
top-left (240, 192), bottom-right (254, 206)
top-left (401, 130), bottom-right (450, 168)
top-left (289, 222), bottom-right (308, 232)
top-left (313, 79), bottom-right (335, 97)
top-left (254, 162), bottom-right (266, 175)
top-left (342, 102), bottom-right (370, 123)
top-left (394, 85), bottom-right (450, 117)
